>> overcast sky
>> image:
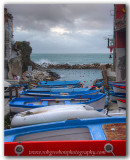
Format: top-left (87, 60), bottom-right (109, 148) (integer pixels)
top-left (5, 4), bottom-right (114, 54)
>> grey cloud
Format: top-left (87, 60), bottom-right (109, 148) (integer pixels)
top-left (5, 3), bottom-right (113, 53)
top-left (5, 4), bottom-right (113, 32)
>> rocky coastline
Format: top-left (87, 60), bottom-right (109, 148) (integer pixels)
top-left (7, 41), bottom-right (60, 82)
top-left (7, 41), bottom-right (112, 83)
top-left (41, 62), bottom-right (112, 70)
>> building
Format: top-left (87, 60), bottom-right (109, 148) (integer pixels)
top-left (4, 8), bottom-right (13, 58)
top-left (4, 8), bottom-right (14, 79)
top-left (108, 4), bottom-right (126, 82)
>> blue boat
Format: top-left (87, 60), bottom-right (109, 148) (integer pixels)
top-left (25, 87), bottom-right (94, 93)
top-left (37, 83), bottom-right (81, 88)
top-left (21, 89), bottom-right (100, 97)
top-left (95, 81), bottom-right (103, 88)
top-left (4, 116), bottom-right (126, 142)
top-left (38, 80), bottom-right (81, 86)
top-left (9, 93), bottom-right (106, 113)
top-left (110, 91), bottom-right (126, 102)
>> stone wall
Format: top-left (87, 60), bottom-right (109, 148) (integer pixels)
top-left (8, 55), bottom-right (22, 79)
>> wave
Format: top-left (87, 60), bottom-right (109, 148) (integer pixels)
top-left (34, 58), bottom-right (57, 67)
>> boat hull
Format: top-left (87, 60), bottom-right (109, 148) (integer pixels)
top-left (21, 89), bottom-right (100, 96)
top-left (11, 105), bottom-right (106, 127)
top-left (38, 80), bottom-right (81, 86)
top-left (113, 85), bottom-right (126, 93)
top-left (10, 94), bottom-right (106, 113)
top-left (5, 117), bottom-right (126, 142)
top-left (117, 99), bottom-right (126, 109)
top-left (110, 91), bottom-right (126, 102)
top-left (109, 81), bottom-right (126, 90)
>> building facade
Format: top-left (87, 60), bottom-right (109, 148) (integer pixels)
top-left (108, 4), bottom-right (126, 82)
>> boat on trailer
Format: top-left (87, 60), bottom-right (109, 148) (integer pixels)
top-left (5, 116), bottom-right (126, 142)
top-left (9, 93), bottom-right (106, 113)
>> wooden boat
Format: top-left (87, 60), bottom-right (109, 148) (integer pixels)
top-left (21, 89), bottom-right (100, 97)
top-left (9, 94), bottom-right (106, 113)
top-left (38, 80), bottom-right (81, 86)
top-left (109, 81), bottom-right (126, 90)
top-left (110, 91), bottom-right (126, 102)
top-left (117, 99), bottom-right (126, 109)
top-left (5, 116), bottom-right (126, 142)
top-left (113, 85), bottom-right (126, 93)
top-left (11, 104), bottom-right (107, 127)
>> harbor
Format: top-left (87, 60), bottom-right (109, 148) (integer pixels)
top-left (4, 4), bottom-right (126, 156)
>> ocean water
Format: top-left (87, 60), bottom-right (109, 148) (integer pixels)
top-left (31, 53), bottom-right (113, 87)
top-left (51, 69), bottom-right (102, 87)
top-left (31, 53), bottom-right (113, 65)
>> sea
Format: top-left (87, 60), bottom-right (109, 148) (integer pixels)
top-left (31, 53), bottom-right (113, 87)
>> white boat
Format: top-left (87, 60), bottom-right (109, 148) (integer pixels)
top-left (11, 104), bottom-right (107, 127)
top-left (117, 99), bottom-right (126, 109)
top-left (113, 85), bottom-right (126, 93)
top-left (110, 91), bottom-right (126, 102)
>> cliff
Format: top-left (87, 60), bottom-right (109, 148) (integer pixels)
top-left (8, 41), bottom-right (60, 81)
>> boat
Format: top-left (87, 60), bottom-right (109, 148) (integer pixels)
top-left (95, 81), bottom-right (103, 88)
top-left (113, 85), bottom-right (126, 93)
top-left (9, 93), bottom-right (106, 113)
top-left (21, 89), bottom-right (100, 97)
top-left (109, 81), bottom-right (126, 90)
top-left (38, 80), bottom-right (81, 86)
top-left (25, 85), bottom-right (96, 93)
top-left (36, 84), bottom-right (81, 88)
top-left (117, 99), bottom-right (126, 109)
top-left (5, 116), bottom-right (126, 142)
top-left (11, 104), bottom-right (107, 127)
top-left (110, 91), bottom-right (126, 102)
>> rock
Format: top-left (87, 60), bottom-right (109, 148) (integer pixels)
top-left (45, 63), bottom-right (112, 70)
top-left (7, 41), bottom-right (60, 81)
top-left (21, 69), bottom-right (60, 82)
top-left (8, 56), bottom-right (22, 79)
